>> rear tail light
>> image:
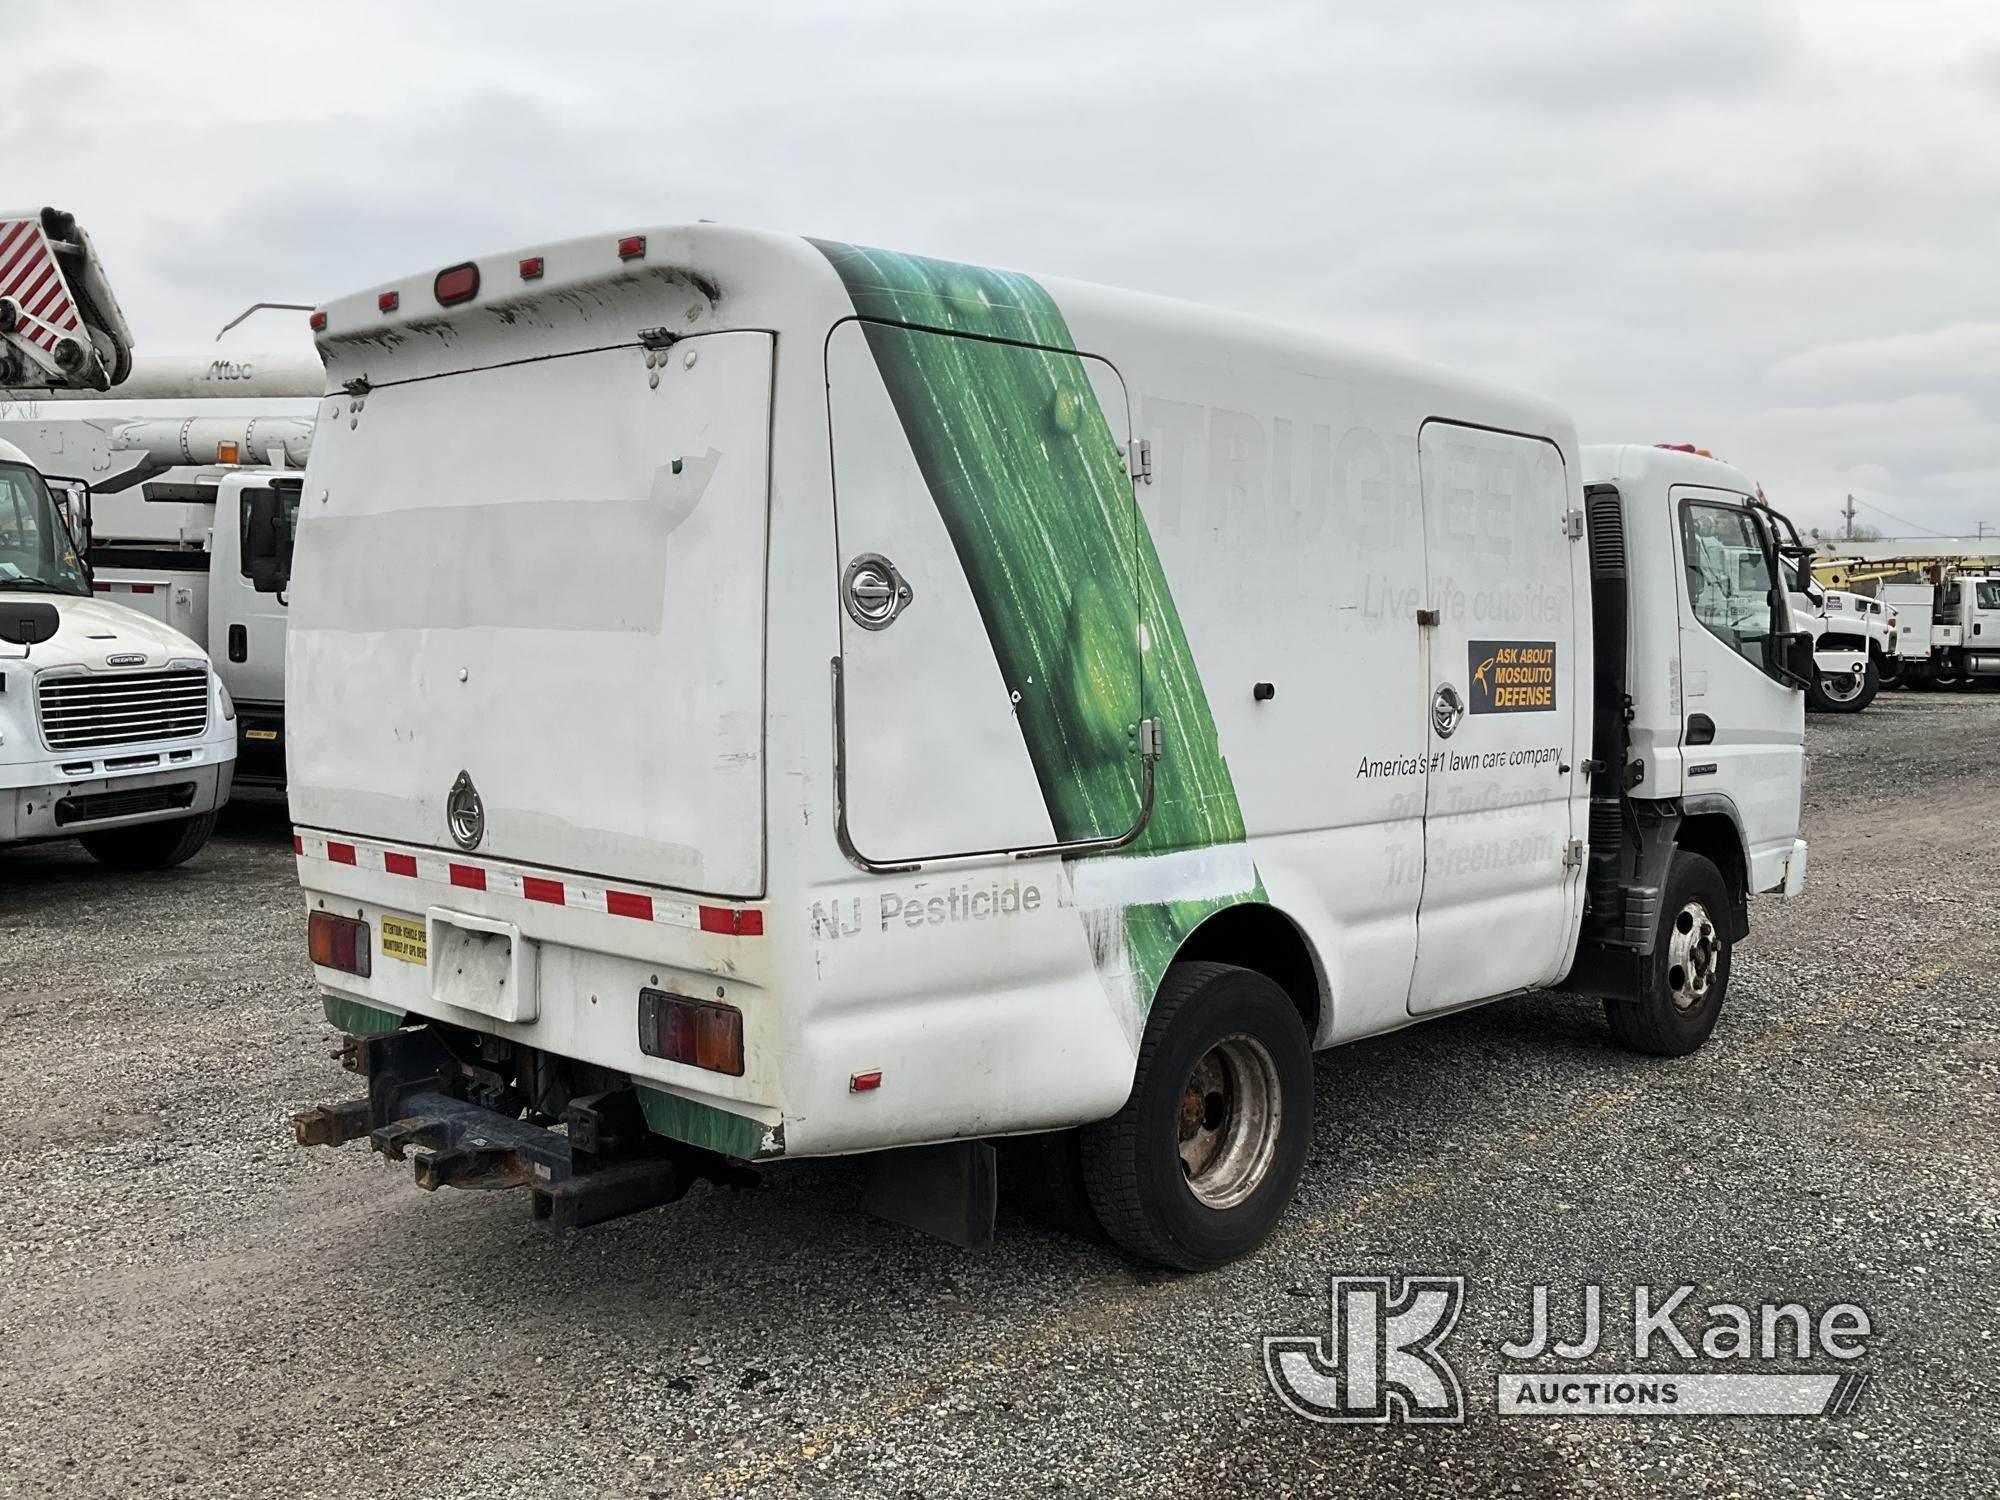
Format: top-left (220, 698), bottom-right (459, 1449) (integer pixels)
top-left (308, 911), bottom-right (372, 977)
top-left (377, 290), bottom-right (400, 313)
top-left (617, 234), bottom-right (646, 261)
top-left (434, 262), bottom-right (479, 306)
top-left (308, 309), bottom-right (328, 332)
top-left (638, 989), bottom-right (744, 1075)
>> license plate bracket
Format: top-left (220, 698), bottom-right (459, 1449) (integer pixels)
top-left (427, 907), bottom-right (539, 1024)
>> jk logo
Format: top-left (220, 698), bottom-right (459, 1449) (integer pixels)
top-left (1263, 1276), bottom-right (1466, 1424)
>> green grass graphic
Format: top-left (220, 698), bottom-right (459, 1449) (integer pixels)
top-left (812, 241), bottom-right (1262, 1003)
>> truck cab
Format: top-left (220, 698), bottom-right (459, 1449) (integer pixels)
top-left (0, 438), bottom-right (236, 865)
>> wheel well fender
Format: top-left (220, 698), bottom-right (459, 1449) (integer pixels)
top-left (1675, 797), bottom-right (1750, 939)
top-left (1169, 901), bottom-right (1324, 1043)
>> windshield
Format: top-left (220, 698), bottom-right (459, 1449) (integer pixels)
top-left (0, 461), bottom-right (89, 596)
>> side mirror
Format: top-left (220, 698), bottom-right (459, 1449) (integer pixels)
top-left (1774, 630), bottom-right (1816, 692)
top-left (244, 486), bottom-right (295, 594)
top-left (0, 601), bottom-right (60, 649)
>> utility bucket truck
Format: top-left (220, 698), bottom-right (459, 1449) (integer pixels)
top-left (0, 438), bottom-right (236, 865)
top-left (0, 208), bottom-right (133, 392)
top-left (280, 226), bottom-right (1810, 1268)
top-left (0, 416), bottom-right (313, 784)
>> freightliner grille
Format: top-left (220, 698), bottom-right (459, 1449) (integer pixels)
top-left (37, 668), bottom-right (210, 751)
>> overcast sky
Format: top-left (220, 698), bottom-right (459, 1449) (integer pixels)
top-left (11, 0), bottom-right (1999, 536)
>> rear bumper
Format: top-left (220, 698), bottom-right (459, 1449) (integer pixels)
top-left (295, 826), bottom-right (781, 1151)
top-left (0, 759), bottom-right (230, 842)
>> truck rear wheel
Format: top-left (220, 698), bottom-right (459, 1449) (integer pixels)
top-left (1080, 962), bottom-right (1312, 1270)
top-left (1604, 851), bottom-right (1732, 1057)
top-left (79, 812), bottom-right (217, 871)
top-left (1808, 658), bottom-right (1878, 713)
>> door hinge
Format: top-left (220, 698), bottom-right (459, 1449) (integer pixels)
top-left (1563, 510), bottom-right (1587, 541)
top-left (637, 326), bottom-right (681, 351)
top-left (1137, 716), bottom-right (1164, 760)
top-left (1562, 837), bottom-right (1586, 869)
top-left (1415, 608), bottom-right (1441, 627)
top-left (1127, 438), bottom-right (1153, 486)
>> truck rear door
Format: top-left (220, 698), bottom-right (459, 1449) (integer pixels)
top-left (288, 332), bottom-right (772, 899)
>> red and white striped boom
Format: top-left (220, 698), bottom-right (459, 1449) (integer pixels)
top-left (0, 207), bottom-right (135, 392)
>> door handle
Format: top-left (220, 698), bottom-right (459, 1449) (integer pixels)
top-left (1686, 713), bottom-right (1715, 746)
top-left (842, 553), bottom-right (914, 630)
top-left (1431, 683), bottom-right (1465, 739)
top-left (228, 623), bottom-right (247, 662)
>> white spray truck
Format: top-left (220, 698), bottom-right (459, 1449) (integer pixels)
top-left (279, 226), bottom-right (1809, 1268)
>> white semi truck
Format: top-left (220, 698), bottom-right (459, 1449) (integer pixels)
top-left (2, 417), bottom-right (311, 784)
top-left (278, 226), bottom-right (1810, 1268)
top-left (0, 436), bottom-right (237, 865)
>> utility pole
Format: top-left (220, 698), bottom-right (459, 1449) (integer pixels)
top-left (1843, 494), bottom-right (1858, 541)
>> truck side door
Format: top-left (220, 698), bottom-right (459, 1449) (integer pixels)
top-left (1407, 423), bottom-right (1588, 1015)
top-left (827, 320), bottom-right (1146, 866)
top-left (1672, 489), bottom-right (1804, 890)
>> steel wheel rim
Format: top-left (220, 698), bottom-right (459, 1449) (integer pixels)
top-left (1819, 670), bottom-right (1865, 704)
top-left (1665, 899), bottom-right (1721, 1012)
top-left (1176, 1032), bottom-right (1282, 1209)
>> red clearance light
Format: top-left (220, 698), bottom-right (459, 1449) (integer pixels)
top-left (434, 262), bottom-right (480, 307)
top-left (377, 290), bottom-right (400, 313)
top-left (637, 989), bottom-right (744, 1076)
top-left (618, 234), bottom-right (646, 261)
top-left (308, 309), bottom-right (328, 332)
top-left (308, 911), bottom-right (372, 977)
top-left (849, 1070), bottom-right (883, 1093)
top-left (518, 255), bottom-right (545, 280)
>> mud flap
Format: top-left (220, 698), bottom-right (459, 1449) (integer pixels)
top-left (860, 1140), bottom-right (998, 1250)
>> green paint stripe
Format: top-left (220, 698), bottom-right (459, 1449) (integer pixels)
top-left (636, 1085), bottom-right (780, 1160)
top-left (810, 241), bottom-right (1264, 1003)
top-left (322, 995), bottom-right (403, 1035)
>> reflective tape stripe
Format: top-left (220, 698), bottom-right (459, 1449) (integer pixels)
top-left (291, 830), bottom-right (761, 935)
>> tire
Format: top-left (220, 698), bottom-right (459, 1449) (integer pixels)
top-left (1603, 851), bottom-right (1732, 1057)
top-left (79, 811), bottom-right (217, 871)
top-left (1808, 657), bottom-right (1878, 713)
top-left (1080, 962), bottom-right (1313, 1271)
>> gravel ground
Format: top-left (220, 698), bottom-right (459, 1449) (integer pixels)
top-left (2, 695), bottom-right (1996, 1499)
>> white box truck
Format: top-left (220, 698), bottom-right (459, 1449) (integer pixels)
top-left (280, 226), bottom-right (1809, 1268)
top-left (0, 438), bottom-right (237, 865)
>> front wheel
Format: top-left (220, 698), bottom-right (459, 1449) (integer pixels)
top-left (79, 812), bottom-right (217, 871)
top-left (1808, 657), bottom-right (1879, 713)
top-left (1080, 962), bottom-right (1313, 1270)
top-left (1603, 851), bottom-right (1733, 1057)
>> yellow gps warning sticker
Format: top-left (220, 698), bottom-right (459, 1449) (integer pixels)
top-left (379, 913), bottom-right (428, 965)
top-left (1469, 641), bottom-right (1557, 713)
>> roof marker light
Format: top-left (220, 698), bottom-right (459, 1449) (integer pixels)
top-left (378, 290), bottom-right (400, 313)
top-left (434, 263), bottom-right (480, 307)
top-left (308, 310), bottom-right (328, 332)
top-left (618, 235), bottom-right (646, 261)
top-left (519, 255), bottom-right (544, 280)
